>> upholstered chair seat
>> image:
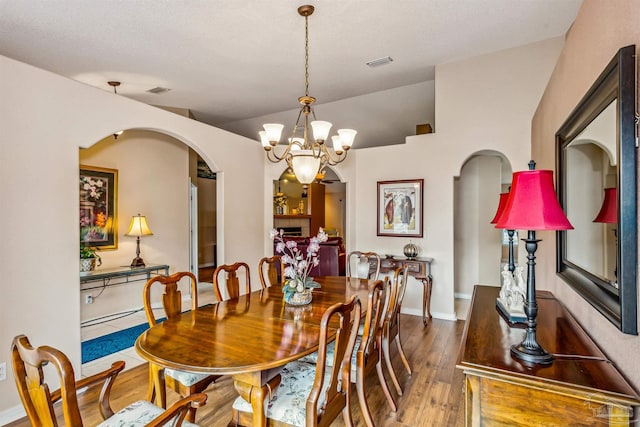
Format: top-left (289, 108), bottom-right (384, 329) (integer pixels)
top-left (232, 361), bottom-right (332, 426)
top-left (97, 400), bottom-right (199, 427)
top-left (165, 369), bottom-right (213, 387)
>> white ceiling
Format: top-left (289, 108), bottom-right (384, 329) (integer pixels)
top-left (0, 0), bottom-right (582, 148)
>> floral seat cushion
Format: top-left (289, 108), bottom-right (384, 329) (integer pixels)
top-left (96, 400), bottom-right (199, 427)
top-left (232, 360), bottom-right (332, 427)
top-left (298, 341), bottom-right (335, 365)
top-left (165, 368), bottom-right (211, 387)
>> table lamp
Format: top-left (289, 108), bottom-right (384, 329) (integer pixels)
top-left (125, 214), bottom-right (153, 267)
top-left (491, 190), bottom-right (526, 323)
top-left (495, 161), bottom-right (573, 365)
top-left (593, 187), bottom-right (617, 223)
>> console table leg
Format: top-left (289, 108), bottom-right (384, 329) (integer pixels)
top-left (420, 275), bottom-right (433, 327)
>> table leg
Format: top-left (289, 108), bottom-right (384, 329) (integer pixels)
top-left (233, 374), bottom-right (281, 427)
top-left (420, 275), bottom-right (433, 326)
top-left (147, 362), bottom-right (166, 408)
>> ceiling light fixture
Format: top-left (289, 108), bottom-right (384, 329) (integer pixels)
top-left (260, 5), bottom-right (357, 185)
top-left (108, 81), bottom-right (124, 140)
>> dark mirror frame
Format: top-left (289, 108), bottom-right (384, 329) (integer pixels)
top-left (556, 45), bottom-right (637, 335)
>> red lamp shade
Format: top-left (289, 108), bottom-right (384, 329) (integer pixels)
top-left (495, 170), bottom-right (573, 231)
top-left (593, 187), bottom-right (617, 223)
top-left (490, 192), bottom-right (509, 224)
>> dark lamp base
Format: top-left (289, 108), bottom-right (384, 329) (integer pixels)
top-left (130, 257), bottom-right (146, 268)
top-left (511, 343), bottom-right (553, 366)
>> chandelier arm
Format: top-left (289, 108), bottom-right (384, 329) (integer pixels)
top-left (265, 145), bottom-right (293, 163)
top-left (324, 150), bottom-right (348, 166)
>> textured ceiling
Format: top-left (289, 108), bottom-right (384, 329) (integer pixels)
top-left (0, 0), bottom-right (582, 147)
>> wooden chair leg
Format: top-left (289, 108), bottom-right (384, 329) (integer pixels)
top-left (375, 358), bottom-right (397, 412)
top-left (342, 393), bottom-right (354, 427)
top-left (395, 334), bottom-right (412, 375)
top-left (382, 332), bottom-right (403, 396)
top-left (356, 372), bottom-right (376, 427)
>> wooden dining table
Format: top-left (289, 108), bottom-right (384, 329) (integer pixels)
top-left (135, 275), bottom-right (374, 427)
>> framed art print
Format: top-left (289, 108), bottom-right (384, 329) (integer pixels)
top-left (377, 179), bottom-right (423, 237)
top-left (80, 165), bottom-right (118, 249)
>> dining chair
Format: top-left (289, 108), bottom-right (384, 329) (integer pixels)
top-left (382, 265), bottom-right (412, 396)
top-left (213, 262), bottom-right (251, 301)
top-left (11, 334), bottom-right (206, 427)
top-left (258, 255), bottom-right (284, 288)
top-left (297, 278), bottom-right (397, 423)
top-left (231, 296), bottom-right (363, 427)
top-left (346, 251), bottom-right (381, 280)
top-left (143, 271), bottom-right (219, 422)
top-left (355, 278), bottom-right (397, 425)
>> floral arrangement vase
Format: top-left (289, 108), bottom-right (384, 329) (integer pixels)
top-left (271, 228), bottom-right (326, 306)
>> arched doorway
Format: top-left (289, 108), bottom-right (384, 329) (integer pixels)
top-left (272, 167), bottom-right (346, 238)
top-left (453, 152), bottom-right (512, 317)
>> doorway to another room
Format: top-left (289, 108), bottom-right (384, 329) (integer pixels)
top-left (453, 153), bottom-right (513, 319)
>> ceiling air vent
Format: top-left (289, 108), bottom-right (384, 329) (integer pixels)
top-left (365, 56), bottom-right (393, 68)
top-left (146, 86), bottom-right (171, 94)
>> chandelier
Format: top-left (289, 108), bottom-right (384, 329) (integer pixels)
top-left (260, 5), bottom-right (356, 185)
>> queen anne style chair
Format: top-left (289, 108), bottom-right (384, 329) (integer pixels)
top-left (143, 271), bottom-right (219, 422)
top-left (346, 251), bottom-right (381, 280)
top-left (382, 265), bottom-right (412, 396)
top-left (11, 334), bottom-right (206, 426)
top-left (231, 296), bottom-right (363, 427)
top-left (258, 255), bottom-right (284, 288)
top-left (213, 262), bottom-right (251, 301)
top-left (355, 278), bottom-right (396, 425)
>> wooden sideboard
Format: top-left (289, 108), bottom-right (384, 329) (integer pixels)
top-left (457, 285), bottom-right (640, 426)
top-left (379, 256), bottom-right (433, 326)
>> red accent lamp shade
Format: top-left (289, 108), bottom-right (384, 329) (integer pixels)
top-left (495, 170), bottom-right (573, 231)
top-left (593, 187), bottom-right (617, 223)
top-left (490, 192), bottom-right (509, 224)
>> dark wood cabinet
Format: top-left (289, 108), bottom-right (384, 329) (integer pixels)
top-left (457, 285), bottom-right (639, 426)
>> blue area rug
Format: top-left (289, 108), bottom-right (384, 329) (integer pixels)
top-left (82, 321), bottom-right (157, 364)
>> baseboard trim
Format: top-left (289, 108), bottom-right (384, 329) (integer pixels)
top-left (401, 306), bottom-right (457, 322)
top-left (0, 404), bottom-right (26, 425)
top-left (454, 292), bottom-right (472, 300)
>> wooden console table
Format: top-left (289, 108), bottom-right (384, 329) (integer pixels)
top-left (379, 256), bottom-right (433, 326)
top-left (457, 285), bottom-right (639, 426)
top-left (80, 264), bottom-right (169, 290)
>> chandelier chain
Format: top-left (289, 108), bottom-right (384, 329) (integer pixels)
top-left (304, 14), bottom-right (309, 97)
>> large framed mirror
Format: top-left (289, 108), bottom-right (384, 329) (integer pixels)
top-left (556, 45), bottom-right (637, 335)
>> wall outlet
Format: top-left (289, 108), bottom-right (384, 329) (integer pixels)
top-left (0, 362), bottom-right (6, 381)
top-left (85, 295), bottom-right (93, 304)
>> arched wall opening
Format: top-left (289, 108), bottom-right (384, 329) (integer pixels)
top-left (78, 128), bottom-right (220, 370)
top-left (453, 151), bottom-right (513, 305)
top-left (269, 165), bottom-right (347, 239)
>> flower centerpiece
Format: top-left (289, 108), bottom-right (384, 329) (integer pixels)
top-left (271, 227), bottom-right (327, 305)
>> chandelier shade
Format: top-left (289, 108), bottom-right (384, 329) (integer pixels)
top-left (261, 5), bottom-right (356, 184)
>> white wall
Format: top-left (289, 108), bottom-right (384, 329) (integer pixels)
top-left (0, 54), bottom-right (265, 416)
top-left (350, 37), bottom-right (564, 320)
top-left (531, 0), bottom-right (640, 389)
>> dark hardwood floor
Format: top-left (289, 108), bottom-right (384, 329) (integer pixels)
top-left (7, 315), bottom-right (466, 427)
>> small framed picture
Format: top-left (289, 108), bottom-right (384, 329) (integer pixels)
top-left (80, 165), bottom-right (118, 249)
top-left (377, 179), bottom-right (424, 237)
